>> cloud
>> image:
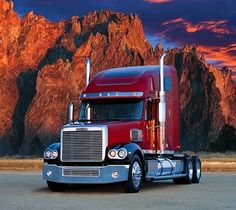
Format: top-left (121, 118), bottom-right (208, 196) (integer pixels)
top-left (197, 44), bottom-right (236, 70)
top-left (161, 16), bottom-right (236, 72)
top-left (143, 0), bottom-right (172, 3)
top-left (162, 18), bottom-right (185, 25)
top-left (163, 18), bottom-right (231, 35)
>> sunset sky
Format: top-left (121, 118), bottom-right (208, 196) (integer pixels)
top-left (14, 0), bottom-right (236, 75)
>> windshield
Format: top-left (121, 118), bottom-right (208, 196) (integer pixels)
top-left (79, 99), bottom-right (143, 121)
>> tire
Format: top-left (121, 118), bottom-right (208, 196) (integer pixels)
top-left (47, 181), bottom-right (68, 192)
top-left (123, 154), bottom-right (143, 193)
top-left (173, 157), bottom-right (193, 184)
top-left (192, 156), bottom-right (201, 183)
top-left (173, 176), bottom-right (184, 184)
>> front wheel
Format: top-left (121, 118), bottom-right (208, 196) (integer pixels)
top-left (123, 154), bottom-right (143, 193)
top-left (47, 181), bottom-right (68, 192)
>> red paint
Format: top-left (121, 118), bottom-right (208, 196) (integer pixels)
top-left (107, 121), bottom-right (142, 148)
top-left (81, 65), bottom-right (180, 152)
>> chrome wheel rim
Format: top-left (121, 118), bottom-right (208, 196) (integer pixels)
top-left (196, 160), bottom-right (201, 179)
top-left (188, 160), bottom-right (193, 180)
top-left (132, 161), bottom-right (142, 187)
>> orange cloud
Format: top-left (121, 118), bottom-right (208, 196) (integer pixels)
top-left (144, 0), bottom-right (172, 3)
top-left (163, 18), bottom-right (230, 34)
top-left (163, 17), bottom-right (185, 25)
top-left (197, 44), bottom-right (236, 73)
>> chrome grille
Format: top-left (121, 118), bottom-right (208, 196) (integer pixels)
top-left (63, 168), bottom-right (100, 177)
top-left (61, 130), bottom-right (103, 162)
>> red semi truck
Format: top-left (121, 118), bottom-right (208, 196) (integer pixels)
top-left (43, 54), bottom-right (201, 193)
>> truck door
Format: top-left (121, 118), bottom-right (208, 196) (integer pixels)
top-left (146, 99), bottom-right (158, 152)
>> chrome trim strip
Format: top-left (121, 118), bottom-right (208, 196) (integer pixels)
top-left (80, 91), bottom-right (144, 99)
top-left (146, 173), bottom-right (187, 180)
top-left (142, 150), bottom-right (156, 154)
top-left (157, 150), bottom-right (175, 154)
top-left (142, 150), bottom-right (175, 154)
top-left (62, 166), bottom-right (100, 177)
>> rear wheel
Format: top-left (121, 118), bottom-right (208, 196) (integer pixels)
top-left (173, 157), bottom-right (193, 184)
top-left (192, 156), bottom-right (201, 183)
top-left (47, 181), bottom-right (68, 192)
top-left (123, 155), bottom-right (143, 193)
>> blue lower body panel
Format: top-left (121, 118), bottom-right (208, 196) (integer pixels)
top-left (43, 164), bottom-right (129, 184)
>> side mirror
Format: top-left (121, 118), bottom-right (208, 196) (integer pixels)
top-left (158, 101), bottom-right (166, 123)
top-left (86, 58), bottom-right (90, 86)
top-left (68, 102), bottom-right (74, 124)
top-left (80, 107), bottom-right (86, 120)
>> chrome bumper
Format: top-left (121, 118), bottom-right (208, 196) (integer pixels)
top-left (43, 164), bottom-right (129, 184)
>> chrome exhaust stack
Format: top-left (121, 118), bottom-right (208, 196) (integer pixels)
top-left (159, 53), bottom-right (166, 154)
top-left (68, 102), bottom-right (74, 124)
top-left (86, 58), bottom-right (90, 86)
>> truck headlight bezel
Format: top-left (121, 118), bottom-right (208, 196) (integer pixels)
top-left (117, 148), bottom-right (127, 159)
top-left (44, 150), bottom-right (51, 159)
top-left (108, 148), bottom-right (128, 160)
top-left (44, 149), bottom-right (58, 160)
top-left (108, 149), bottom-right (117, 158)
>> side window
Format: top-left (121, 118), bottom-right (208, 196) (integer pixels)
top-left (164, 77), bottom-right (172, 91)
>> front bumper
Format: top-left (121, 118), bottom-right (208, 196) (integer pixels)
top-left (43, 164), bottom-right (129, 184)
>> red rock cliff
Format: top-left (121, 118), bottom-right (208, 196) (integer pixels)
top-left (0, 0), bottom-right (235, 155)
top-left (167, 46), bottom-right (236, 151)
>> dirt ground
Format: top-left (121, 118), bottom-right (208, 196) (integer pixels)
top-left (0, 154), bottom-right (236, 171)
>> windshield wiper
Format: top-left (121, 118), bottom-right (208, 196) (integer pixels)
top-left (78, 119), bottom-right (102, 122)
top-left (105, 118), bottom-right (122, 121)
top-left (106, 118), bottom-right (136, 121)
top-left (79, 118), bottom-right (135, 122)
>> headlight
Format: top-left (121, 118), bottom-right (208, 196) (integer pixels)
top-left (51, 150), bottom-right (58, 159)
top-left (118, 148), bottom-right (127, 159)
top-left (108, 149), bottom-right (117, 158)
top-left (44, 149), bottom-right (58, 159)
top-left (108, 148), bottom-right (127, 160)
top-left (44, 150), bottom-right (51, 159)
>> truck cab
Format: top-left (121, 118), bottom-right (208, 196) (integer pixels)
top-left (43, 55), bottom-right (201, 193)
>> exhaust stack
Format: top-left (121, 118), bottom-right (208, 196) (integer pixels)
top-left (86, 58), bottom-right (90, 86)
top-left (68, 102), bottom-right (74, 124)
top-left (159, 53), bottom-right (166, 153)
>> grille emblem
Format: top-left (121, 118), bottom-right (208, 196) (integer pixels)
top-left (76, 127), bottom-right (88, 131)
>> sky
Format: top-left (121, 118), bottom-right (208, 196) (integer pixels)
top-left (14, 0), bottom-right (236, 75)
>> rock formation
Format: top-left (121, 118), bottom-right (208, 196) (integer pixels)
top-left (169, 46), bottom-right (236, 151)
top-left (0, 0), bottom-right (235, 155)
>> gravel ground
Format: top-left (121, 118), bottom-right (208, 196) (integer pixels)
top-left (0, 171), bottom-right (235, 210)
